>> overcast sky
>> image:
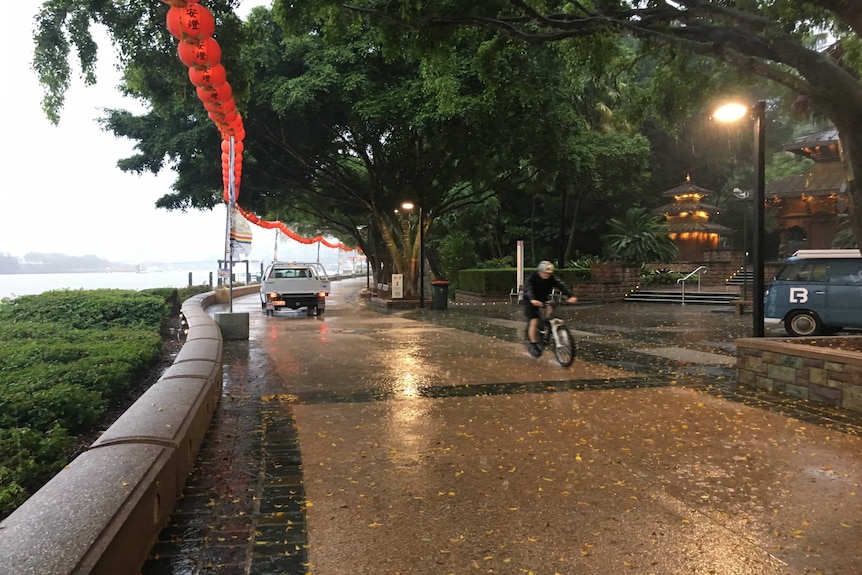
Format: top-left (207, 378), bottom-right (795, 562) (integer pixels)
top-left (0, 1), bottom-right (352, 265)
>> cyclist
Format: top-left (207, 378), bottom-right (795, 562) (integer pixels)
top-left (524, 261), bottom-right (577, 357)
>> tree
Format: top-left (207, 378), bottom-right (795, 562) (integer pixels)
top-left (282, 0), bottom-right (862, 247)
top-left (30, 1), bottom-right (657, 295)
top-left (602, 206), bottom-right (678, 264)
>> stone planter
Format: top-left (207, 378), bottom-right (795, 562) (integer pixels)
top-left (736, 336), bottom-right (862, 413)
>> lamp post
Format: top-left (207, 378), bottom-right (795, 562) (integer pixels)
top-left (401, 202), bottom-right (425, 307)
top-left (714, 100), bottom-right (766, 337)
top-left (732, 187), bottom-right (750, 302)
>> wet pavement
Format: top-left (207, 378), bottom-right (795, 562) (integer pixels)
top-left (141, 278), bottom-right (862, 575)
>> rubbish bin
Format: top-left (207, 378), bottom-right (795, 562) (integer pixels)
top-left (431, 280), bottom-right (449, 310)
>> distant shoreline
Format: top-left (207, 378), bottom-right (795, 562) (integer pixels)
top-left (0, 269), bottom-right (141, 275)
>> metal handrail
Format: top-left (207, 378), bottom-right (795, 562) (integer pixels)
top-left (676, 266), bottom-right (707, 306)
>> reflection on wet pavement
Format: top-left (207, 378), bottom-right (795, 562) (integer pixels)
top-left (142, 279), bottom-right (862, 575)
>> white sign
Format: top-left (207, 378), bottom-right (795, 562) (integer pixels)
top-left (392, 274), bottom-right (404, 299)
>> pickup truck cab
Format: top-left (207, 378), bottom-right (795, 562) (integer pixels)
top-left (260, 261), bottom-right (330, 316)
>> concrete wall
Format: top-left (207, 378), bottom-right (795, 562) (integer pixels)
top-left (0, 285), bottom-right (259, 575)
top-left (736, 336), bottom-right (862, 413)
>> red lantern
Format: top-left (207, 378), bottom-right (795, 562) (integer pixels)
top-left (188, 64), bottom-right (226, 87)
top-left (177, 37), bottom-right (221, 69)
top-left (196, 81), bottom-right (232, 104)
top-left (166, 4), bottom-right (215, 43)
top-left (211, 108), bottom-right (239, 125)
top-left (203, 98), bottom-right (236, 114)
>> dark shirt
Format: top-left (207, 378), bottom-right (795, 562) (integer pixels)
top-left (522, 271), bottom-right (572, 304)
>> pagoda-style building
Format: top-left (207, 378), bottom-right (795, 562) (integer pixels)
top-left (765, 127), bottom-right (849, 257)
top-left (655, 176), bottom-right (733, 261)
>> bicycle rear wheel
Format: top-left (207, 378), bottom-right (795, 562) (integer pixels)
top-left (553, 325), bottom-right (576, 367)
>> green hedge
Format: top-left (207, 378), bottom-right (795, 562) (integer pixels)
top-left (0, 288), bottom-right (192, 519)
top-left (1, 289), bottom-right (169, 330)
top-left (457, 268), bottom-right (589, 294)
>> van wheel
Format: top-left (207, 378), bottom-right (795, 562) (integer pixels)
top-left (785, 310), bottom-right (822, 336)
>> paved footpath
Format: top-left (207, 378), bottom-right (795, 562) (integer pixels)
top-left (141, 278), bottom-right (862, 575)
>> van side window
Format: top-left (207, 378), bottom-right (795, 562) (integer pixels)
top-left (777, 263), bottom-right (828, 281)
top-left (809, 264), bottom-right (828, 281)
top-left (778, 263), bottom-right (812, 281)
top-left (828, 261), bottom-right (862, 283)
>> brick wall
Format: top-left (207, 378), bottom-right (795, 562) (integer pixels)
top-left (736, 336), bottom-right (862, 413)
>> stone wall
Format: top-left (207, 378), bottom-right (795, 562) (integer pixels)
top-left (736, 336), bottom-right (862, 413)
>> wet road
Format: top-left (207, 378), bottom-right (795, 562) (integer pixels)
top-left (142, 278), bottom-right (862, 575)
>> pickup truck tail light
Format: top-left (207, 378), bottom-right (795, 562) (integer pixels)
top-left (318, 292), bottom-right (328, 298)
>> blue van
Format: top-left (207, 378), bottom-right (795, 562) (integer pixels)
top-left (764, 249), bottom-right (862, 336)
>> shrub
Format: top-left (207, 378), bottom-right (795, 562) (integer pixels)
top-left (438, 232), bottom-right (479, 288)
top-left (458, 268), bottom-right (585, 293)
top-left (0, 289), bottom-right (168, 331)
top-left (0, 288), bottom-right (177, 520)
top-left (0, 425), bottom-right (74, 518)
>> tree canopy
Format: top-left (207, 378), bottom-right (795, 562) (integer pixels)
top-left (269, 0), bottom-right (862, 246)
top-left (29, 0), bottom-right (860, 284)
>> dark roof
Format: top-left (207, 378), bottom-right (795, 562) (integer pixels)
top-left (661, 179), bottom-right (716, 198)
top-left (765, 161), bottom-right (846, 198)
top-left (667, 221), bottom-right (734, 233)
top-left (783, 128), bottom-right (840, 161)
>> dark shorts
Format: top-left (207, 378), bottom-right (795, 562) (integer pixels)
top-left (523, 302), bottom-right (541, 321)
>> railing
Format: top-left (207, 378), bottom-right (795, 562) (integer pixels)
top-left (676, 266), bottom-right (707, 306)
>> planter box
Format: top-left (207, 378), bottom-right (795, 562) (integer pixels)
top-left (736, 336), bottom-right (862, 413)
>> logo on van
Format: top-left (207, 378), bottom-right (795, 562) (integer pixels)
top-left (789, 287), bottom-right (809, 303)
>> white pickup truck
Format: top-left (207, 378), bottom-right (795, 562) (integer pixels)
top-left (260, 261), bottom-right (330, 316)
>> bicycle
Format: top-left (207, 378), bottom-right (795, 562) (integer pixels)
top-left (524, 299), bottom-right (577, 367)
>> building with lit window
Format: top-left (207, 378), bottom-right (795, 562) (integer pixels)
top-left (765, 127), bottom-right (849, 258)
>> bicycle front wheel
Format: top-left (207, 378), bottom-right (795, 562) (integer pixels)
top-left (553, 325), bottom-right (576, 367)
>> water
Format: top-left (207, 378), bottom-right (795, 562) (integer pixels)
top-left (0, 261), bottom-right (356, 299)
top-left (0, 270), bottom-right (219, 299)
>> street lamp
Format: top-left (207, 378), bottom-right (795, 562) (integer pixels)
top-left (714, 100), bottom-right (766, 337)
top-left (401, 201), bottom-right (425, 308)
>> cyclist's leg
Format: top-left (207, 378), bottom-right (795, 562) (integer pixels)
top-left (524, 304), bottom-right (541, 343)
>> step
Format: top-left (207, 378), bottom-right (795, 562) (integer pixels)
top-left (625, 290), bottom-right (739, 305)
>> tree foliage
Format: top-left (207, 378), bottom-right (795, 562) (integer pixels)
top-left (281, 0), bottom-right (862, 246)
top-left (30, 0), bottom-right (861, 279)
top-left (602, 206), bottom-right (678, 264)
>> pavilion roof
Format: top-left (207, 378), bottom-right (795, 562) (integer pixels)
top-left (660, 179), bottom-right (716, 198)
top-left (667, 221), bottom-right (735, 233)
top-left (765, 161), bottom-right (846, 198)
top-left (654, 200), bottom-right (722, 215)
top-left (783, 127), bottom-right (840, 161)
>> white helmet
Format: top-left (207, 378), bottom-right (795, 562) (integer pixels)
top-left (537, 261), bottom-right (554, 273)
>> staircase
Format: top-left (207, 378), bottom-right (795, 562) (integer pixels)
top-left (624, 289), bottom-right (740, 305)
top-left (725, 268), bottom-right (755, 286)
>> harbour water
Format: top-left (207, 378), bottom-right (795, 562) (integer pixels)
top-left (0, 270), bottom-right (219, 299)
top-left (0, 261), bottom-right (355, 300)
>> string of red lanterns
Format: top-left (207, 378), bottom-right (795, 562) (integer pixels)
top-left (237, 206), bottom-right (358, 250)
top-left (159, 0), bottom-right (359, 252)
top-left (162, 0), bottom-right (242, 203)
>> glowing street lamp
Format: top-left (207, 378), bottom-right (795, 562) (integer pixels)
top-left (401, 201), bottom-right (425, 308)
top-left (713, 100), bottom-right (766, 337)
